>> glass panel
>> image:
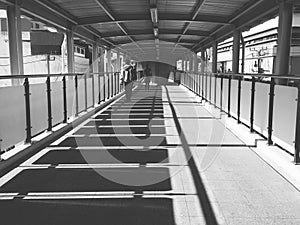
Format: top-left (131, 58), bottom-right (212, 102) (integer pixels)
top-left (216, 78), bottom-right (221, 108)
top-left (254, 83), bottom-right (269, 136)
top-left (223, 78), bottom-right (229, 112)
top-left (66, 79), bottom-right (76, 118)
top-left (273, 86), bottom-right (298, 154)
top-left (78, 77), bottom-right (85, 112)
top-left (211, 76), bottom-right (216, 104)
top-left (30, 83), bottom-right (47, 136)
top-left (230, 80), bottom-right (239, 117)
top-left (94, 75), bottom-right (100, 105)
top-left (87, 77), bottom-right (93, 108)
top-left (0, 85), bottom-right (26, 149)
top-left (240, 81), bottom-right (252, 125)
top-left (52, 81), bottom-right (63, 125)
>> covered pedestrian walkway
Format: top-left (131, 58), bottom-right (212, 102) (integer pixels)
top-left (0, 0), bottom-right (300, 224)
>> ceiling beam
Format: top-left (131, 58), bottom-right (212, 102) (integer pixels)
top-left (117, 38), bottom-right (195, 46)
top-left (77, 14), bottom-right (230, 26)
top-left (94, 0), bottom-right (144, 54)
top-left (101, 29), bottom-right (210, 38)
top-left (176, 0), bottom-right (206, 44)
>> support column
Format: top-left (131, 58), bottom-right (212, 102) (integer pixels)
top-left (194, 54), bottom-right (199, 73)
top-left (232, 29), bottom-right (241, 74)
top-left (107, 49), bottom-right (112, 73)
top-left (104, 49), bottom-right (107, 73)
top-left (201, 49), bottom-right (205, 73)
top-left (275, 1), bottom-right (294, 78)
top-left (189, 56), bottom-right (193, 72)
top-left (116, 51), bottom-right (121, 71)
top-left (92, 41), bottom-right (99, 74)
top-left (99, 47), bottom-right (105, 73)
top-left (7, 4), bottom-right (24, 85)
top-left (212, 41), bottom-right (218, 73)
top-left (241, 34), bottom-right (245, 74)
top-left (66, 29), bottom-right (75, 73)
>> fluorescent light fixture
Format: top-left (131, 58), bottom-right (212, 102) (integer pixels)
top-left (153, 28), bottom-right (159, 37)
top-left (150, 8), bottom-right (158, 24)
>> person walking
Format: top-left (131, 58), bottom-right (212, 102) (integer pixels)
top-left (144, 64), bottom-right (152, 91)
top-left (121, 60), bottom-right (134, 101)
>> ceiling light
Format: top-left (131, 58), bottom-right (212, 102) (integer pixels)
top-left (153, 28), bottom-right (159, 37)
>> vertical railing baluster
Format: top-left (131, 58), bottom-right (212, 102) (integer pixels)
top-left (75, 75), bottom-right (79, 116)
top-left (24, 78), bottom-right (31, 143)
top-left (209, 74), bottom-right (211, 103)
top-left (268, 78), bottom-right (275, 145)
top-left (250, 76), bottom-right (256, 133)
top-left (214, 75), bottom-right (217, 106)
top-left (107, 73), bottom-right (110, 99)
top-left (103, 74), bottom-right (106, 101)
top-left (205, 74), bottom-right (207, 100)
top-left (228, 75), bottom-right (232, 117)
top-left (84, 74), bottom-right (88, 111)
top-left (46, 76), bottom-right (52, 131)
top-left (220, 75), bottom-right (223, 111)
top-left (294, 80), bottom-right (300, 164)
top-left (98, 74), bottom-right (101, 104)
top-left (201, 74), bottom-right (204, 101)
top-left (92, 74), bottom-right (95, 106)
top-left (62, 76), bottom-right (67, 123)
top-left (237, 76), bottom-right (242, 123)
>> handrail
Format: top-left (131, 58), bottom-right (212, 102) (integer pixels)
top-left (192, 72), bottom-right (300, 80)
top-left (0, 72), bottom-right (121, 80)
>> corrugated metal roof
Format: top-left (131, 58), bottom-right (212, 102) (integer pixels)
top-left (22, 0), bottom-right (284, 54)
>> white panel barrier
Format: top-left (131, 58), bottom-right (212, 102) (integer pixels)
top-left (254, 83), bottom-right (269, 136)
top-left (230, 80), bottom-right (238, 118)
top-left (211, 76), bottom-right (216, 104)
top-left (66, 79), bottom-right (76, 118)
top-left (87, 77), bottom-right (93, 108)
top-left (240, 81), bottom-right (252, 125)
top-left (105, 75), bottom-right (108, 99)
top-left (52, 81), bottom-right (64, 125)
top-left (223, 78), bottom-right (229, 112)
top-left (208, 76), bottom-right (213, 102)
top-left (78, 77), bottom-right (85, 112)
top-left (0, 85), bottom-right (26, 149)
top-left (94, 75), bottom-right (100, 105)
top-left (216, 78), bottom-right (221, 108)
top-left (30, 83), bottom-right (48, 136)
top-left (100, 76), bottom-right (105, 101)
top-left (273, 85), bottom-right (298, 154)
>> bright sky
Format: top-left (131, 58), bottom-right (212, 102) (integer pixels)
top-left (243, 17), bottom-right (279, 36)
top-left (0, 9), bottom-right (6, 18)
top-left (219, 17), bottom-right (279, 45)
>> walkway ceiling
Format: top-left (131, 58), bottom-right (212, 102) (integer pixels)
top-left (1, 0), bottom-right (300, 59)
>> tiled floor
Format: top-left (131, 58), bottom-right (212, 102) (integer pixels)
top-left (0, 83), bottom-right (299, 225)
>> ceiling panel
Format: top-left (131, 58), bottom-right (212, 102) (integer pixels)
top-left (51, 0), bottom-right (107, 18)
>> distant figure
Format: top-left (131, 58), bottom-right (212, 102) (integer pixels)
top-left (144, 64), bottom-right (152, 90)
top-left (121, 60), bottom-right (134, 101)
top-left (131, 60), bottom-right (137, 81)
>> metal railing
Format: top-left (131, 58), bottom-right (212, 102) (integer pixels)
top-left (179, 72), bottom-right (300, 164)
top-left (0, 72), bottom-right (123, 153)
